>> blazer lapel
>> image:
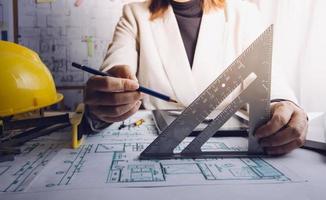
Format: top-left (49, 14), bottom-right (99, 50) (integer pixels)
top-left (191, 9), bottom-right (228, 94)
top-left (150, 6), bottom-right (198, 106)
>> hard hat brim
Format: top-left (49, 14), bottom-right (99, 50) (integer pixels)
top-left (0, 93), bottom-right (64, 118)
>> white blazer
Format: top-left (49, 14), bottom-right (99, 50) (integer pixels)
top-left (101, 0), bottom-right (297, 110)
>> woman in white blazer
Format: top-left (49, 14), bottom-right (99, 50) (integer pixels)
top-left (85, 0), bottom-right (308, 155)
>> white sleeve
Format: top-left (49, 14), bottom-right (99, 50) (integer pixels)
top-left (100, 4), bottom-right (139, 74)
top-left (238, 1), bottom-right (298, 103)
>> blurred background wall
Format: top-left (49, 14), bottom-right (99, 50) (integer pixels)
top-left (249, 0), bottom-right (326, 112)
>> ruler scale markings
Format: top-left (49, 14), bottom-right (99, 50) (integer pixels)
top-left (140, 25), bottom-right (273, 159)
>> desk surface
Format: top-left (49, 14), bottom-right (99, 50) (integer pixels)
top-left (1, 111), bottom-right (326, 200)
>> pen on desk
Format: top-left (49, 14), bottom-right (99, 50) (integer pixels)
top-left (71, 62), bottom-right (178, 103)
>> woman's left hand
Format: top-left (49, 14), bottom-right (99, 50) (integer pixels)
top-left (255, 101), bottom-right (308, 155)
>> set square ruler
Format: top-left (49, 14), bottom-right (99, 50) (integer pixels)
top-left (140, 25), bottom-right (273, 159)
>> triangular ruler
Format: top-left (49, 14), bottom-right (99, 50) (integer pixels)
top-left (140, 25), bottom-right (273, 159)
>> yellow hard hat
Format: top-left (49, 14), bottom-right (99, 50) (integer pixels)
top-left (0, 41), bottom-right (63, 117)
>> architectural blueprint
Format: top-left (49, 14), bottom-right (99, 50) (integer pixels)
top-left (0, 111), bottom-right (304, 194)
top-left (0, 111), bottom-right (303, 193)
top-left (17, 0), bottom-right (137, 109)
top-left (0, 141), bottom-right (68, 193)
top-left (18, 0), bottom-right (123, 86)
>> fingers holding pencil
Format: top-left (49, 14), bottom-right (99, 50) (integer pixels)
top-left (72, 62), bottom-right (178, 103)
top-left (85, 66), bottom-right (143, 123)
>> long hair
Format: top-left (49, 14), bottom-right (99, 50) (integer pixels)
top-left (149, 0), bottom-right (225, 20)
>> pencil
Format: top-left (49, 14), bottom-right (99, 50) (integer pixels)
top-left (72, 62), bottom-right (178, 103)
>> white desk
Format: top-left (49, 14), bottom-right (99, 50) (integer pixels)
top-left (1, 112), bottom-right (326, 200)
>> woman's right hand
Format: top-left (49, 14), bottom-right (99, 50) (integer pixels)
top-left (84, 65), bottom-right (143, 123)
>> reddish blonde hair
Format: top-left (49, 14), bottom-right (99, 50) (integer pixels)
top-left (149, 0), bottom-right (225, 20)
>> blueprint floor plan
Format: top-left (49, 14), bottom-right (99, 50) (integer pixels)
top-left (0, 142), bottom-right (67, 192)
top-left (0, 111), bottom-right (303, 193)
